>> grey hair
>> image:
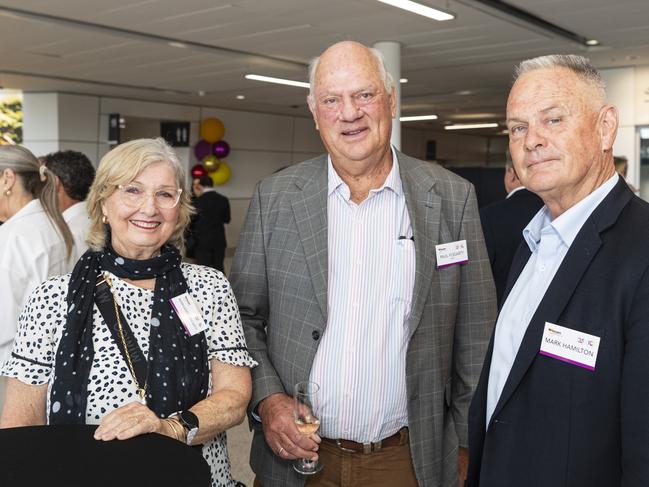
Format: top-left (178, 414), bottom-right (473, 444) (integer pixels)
top-left (514, 54), bottom-right (606, 103)
top-left (0, 145), bottom-right (74, 258)
top-left (307, 46), bottom-right (395, 105)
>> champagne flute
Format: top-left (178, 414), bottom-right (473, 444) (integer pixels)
top-left (293, 381), bottom-right (323, 475)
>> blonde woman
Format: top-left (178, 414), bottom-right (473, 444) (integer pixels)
top-left (0, 145), bottom-right (73, 366)
top-left (0, 138), bottom-right (255, 487)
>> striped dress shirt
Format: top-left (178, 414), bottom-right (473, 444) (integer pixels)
top-left (309, 150), bottom-right (416, 442)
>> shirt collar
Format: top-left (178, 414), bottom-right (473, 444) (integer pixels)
top-left (63, 201), bottom-right (86, 219)
top-left (327, 146), bottom-right (403, 199)
top-left (506, 186), bottom-right (526, 199)
top-left (523, 173), bottom-right (619, 252)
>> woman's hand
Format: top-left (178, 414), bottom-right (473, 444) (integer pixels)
top-left (94, 401), bottom-right (165, 441)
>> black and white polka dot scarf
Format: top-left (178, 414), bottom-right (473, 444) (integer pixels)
top-left (49, 243), bottom-right (209, 424)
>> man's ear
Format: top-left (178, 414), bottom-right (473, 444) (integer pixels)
top-left (599, 105), bottom-right (619, 152)
top-left (389, 87), bottom-right (396, 119)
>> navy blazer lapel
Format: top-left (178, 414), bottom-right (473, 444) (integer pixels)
top-left (399, 153), bottom-right (442, 335)
top-left (489, 178), bottom-right (634, 424)
top-left (290, 157), bottom-right (329, 324)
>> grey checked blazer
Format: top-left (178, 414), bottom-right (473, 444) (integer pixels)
top-left (230, 151), bottom-right (496, 487)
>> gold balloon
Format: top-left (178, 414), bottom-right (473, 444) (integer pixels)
top-left (203, 155), bottom-right (219, 173)
top-left (210, 160), bottom-right (231, 185)
top-left (200, 118), bottom-right (225, 143)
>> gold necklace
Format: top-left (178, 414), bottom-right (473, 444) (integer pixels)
top-left (103, 272), bottom-right (148, 405)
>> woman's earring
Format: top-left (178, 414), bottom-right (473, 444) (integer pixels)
top-left (4, 189), bottom-right (11, 197)
top-left (102, 215), bottom-right (108, 224)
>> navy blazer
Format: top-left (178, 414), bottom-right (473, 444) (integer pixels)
top-left (467, 178), bottom-right (649, 487)
top-left (480, 188), bottom-right (543, 307)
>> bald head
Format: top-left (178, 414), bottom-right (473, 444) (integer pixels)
top-left (307, 41), bottom-right (394, 107)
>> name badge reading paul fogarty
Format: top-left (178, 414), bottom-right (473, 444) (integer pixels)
top-left (539, 322), bottom-right (601, 371)
top-left (435, 240), bottom-right (469, 268)
top-left (170, 292), bottom-right (209, 337)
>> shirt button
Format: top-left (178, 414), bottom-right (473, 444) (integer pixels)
top-left (312, 330), bottom-right (320, 341)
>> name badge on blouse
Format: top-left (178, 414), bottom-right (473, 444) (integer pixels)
top-left (170, 293), bottom-right (209, 336)
top-left (539, 322), bottom-right (601, 371)
top-left (435, 240), bottom-right (469, 268)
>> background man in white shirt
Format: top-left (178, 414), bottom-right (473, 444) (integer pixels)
top-left (43, 150), bottom-right (95, 264)
top-left (231, 41), bottom-right (496, 487)
top-left (467, 55), bottom-right (649, 487)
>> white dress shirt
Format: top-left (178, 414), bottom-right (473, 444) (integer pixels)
top-left (63, 201), bottom-right (90, 263)
top-left (309, 148), bottom-right (416, 442)
top-left (0, 199), bottom-right (72, 364)
top-left (486, 174), bottom-right (619, 425)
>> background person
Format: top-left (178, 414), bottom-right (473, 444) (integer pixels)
top-left (467, 55), bottom-right (649, 486)
top-left (0, 138), bottom-right (256, 487)
top-left (43, 149), bottom-right (96, 263)
top-left (614, 155), bottom-right (639, 193)
top-left (480, 163), bottom-right (543, 306)
top-left (0, 145), bottom-right (73, 388)
top-left (190, 175), bottom-right (231, 272)
top-left (231, 41), bottom-right (496, 487)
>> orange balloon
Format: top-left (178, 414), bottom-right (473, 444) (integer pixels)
top-left (209, 161), bottom-right (231, 185)
top-left (200, 118), bottom-right (225, 143)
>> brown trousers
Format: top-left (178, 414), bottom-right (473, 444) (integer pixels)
top-left (254, 429), bottom-right (418, 487)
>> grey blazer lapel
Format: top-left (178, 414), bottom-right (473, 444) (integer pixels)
top-left (290, 156), bottom-right (329, 324)
top-left (400, 153), bottom-right (442, 334)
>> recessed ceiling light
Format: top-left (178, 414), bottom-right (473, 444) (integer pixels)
top-left (400, 114), bottom-right (438, 122)
top-left (168, 41), bottom-right (187, 48)
top-left (377, 0), bottom-right (454, 21)
top-left (445, 123), bottom-right (499, 130)
top-left (236, 94), bottom-right (245, 100)
top-left (455, 90), bottom-right (472, 96)
top-left (586, 39), bottom-right (599, 46)
top-left (197, 90), bottom-right (205, 97)
top-left (245, 74), bottom-right (309, 89)
top-left (399, 78), bottom-right (408, 83)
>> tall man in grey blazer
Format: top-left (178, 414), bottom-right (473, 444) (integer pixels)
top-left (230, 41), bottom-right (496, 487)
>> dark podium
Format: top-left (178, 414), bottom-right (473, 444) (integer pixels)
top-left (0, 424), bottom-right (211, 486)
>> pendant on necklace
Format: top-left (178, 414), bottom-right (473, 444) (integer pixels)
top-left (138, 388), bottom-right (147, 406)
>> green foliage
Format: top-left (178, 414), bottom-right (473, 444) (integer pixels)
top-left (0, 97), bottom-right (23, 144)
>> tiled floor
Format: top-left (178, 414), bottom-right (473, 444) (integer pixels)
top-left (228, 421), bottom-right (255, 486)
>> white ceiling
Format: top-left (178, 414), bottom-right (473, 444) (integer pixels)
top-left (1, 0), bottom-right (649, 132)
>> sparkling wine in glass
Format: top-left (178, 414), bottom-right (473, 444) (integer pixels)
top-left (293, 381), bottom-right (323, 475)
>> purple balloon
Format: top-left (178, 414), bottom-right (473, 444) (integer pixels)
top-left (212, 140), bottom-right (230, 159)
top-left (194, 139), bottom-right (212, 160)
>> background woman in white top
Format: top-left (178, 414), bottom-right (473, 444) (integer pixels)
top-left (0, 145), bottom-right (73, 367)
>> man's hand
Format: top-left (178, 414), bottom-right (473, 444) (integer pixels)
top-left (458, 446), bottom-right (469, 487)
top-left (258, 393), bottom-right (320, 461)
top-left (94, 401), bottom-right (163, 441)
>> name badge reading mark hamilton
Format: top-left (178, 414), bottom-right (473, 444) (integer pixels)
top-left (170, 293), bottom-right (209, 337)
top-left (435, 240), bottom-right (469, 268)
top-left (539, 322), bottom-right (601, 371)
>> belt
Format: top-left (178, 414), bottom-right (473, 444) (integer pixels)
top-left (322, 427), bottom-right (407, 454)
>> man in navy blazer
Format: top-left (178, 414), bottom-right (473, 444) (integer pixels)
top-left (480, 164), bottom-right (543, 306)
top-left (467, 54), bottom-right (649, 487)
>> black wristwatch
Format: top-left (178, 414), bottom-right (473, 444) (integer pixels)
top-left (172, 410), bottom-right (199, 445)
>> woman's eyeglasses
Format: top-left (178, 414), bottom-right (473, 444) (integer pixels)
top-left (117, 184), bottom-right (182, 209)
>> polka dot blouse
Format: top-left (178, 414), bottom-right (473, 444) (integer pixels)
top-left (2, 263), bottom-right (257, 487)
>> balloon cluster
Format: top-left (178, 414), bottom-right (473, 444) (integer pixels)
top-left (190, 118), bottom-right (231, 185)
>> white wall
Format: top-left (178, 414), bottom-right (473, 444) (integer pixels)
top-left (23, 91), bottom-right (508, 252)
top-left (402, 126), bottom-right (508, 166)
